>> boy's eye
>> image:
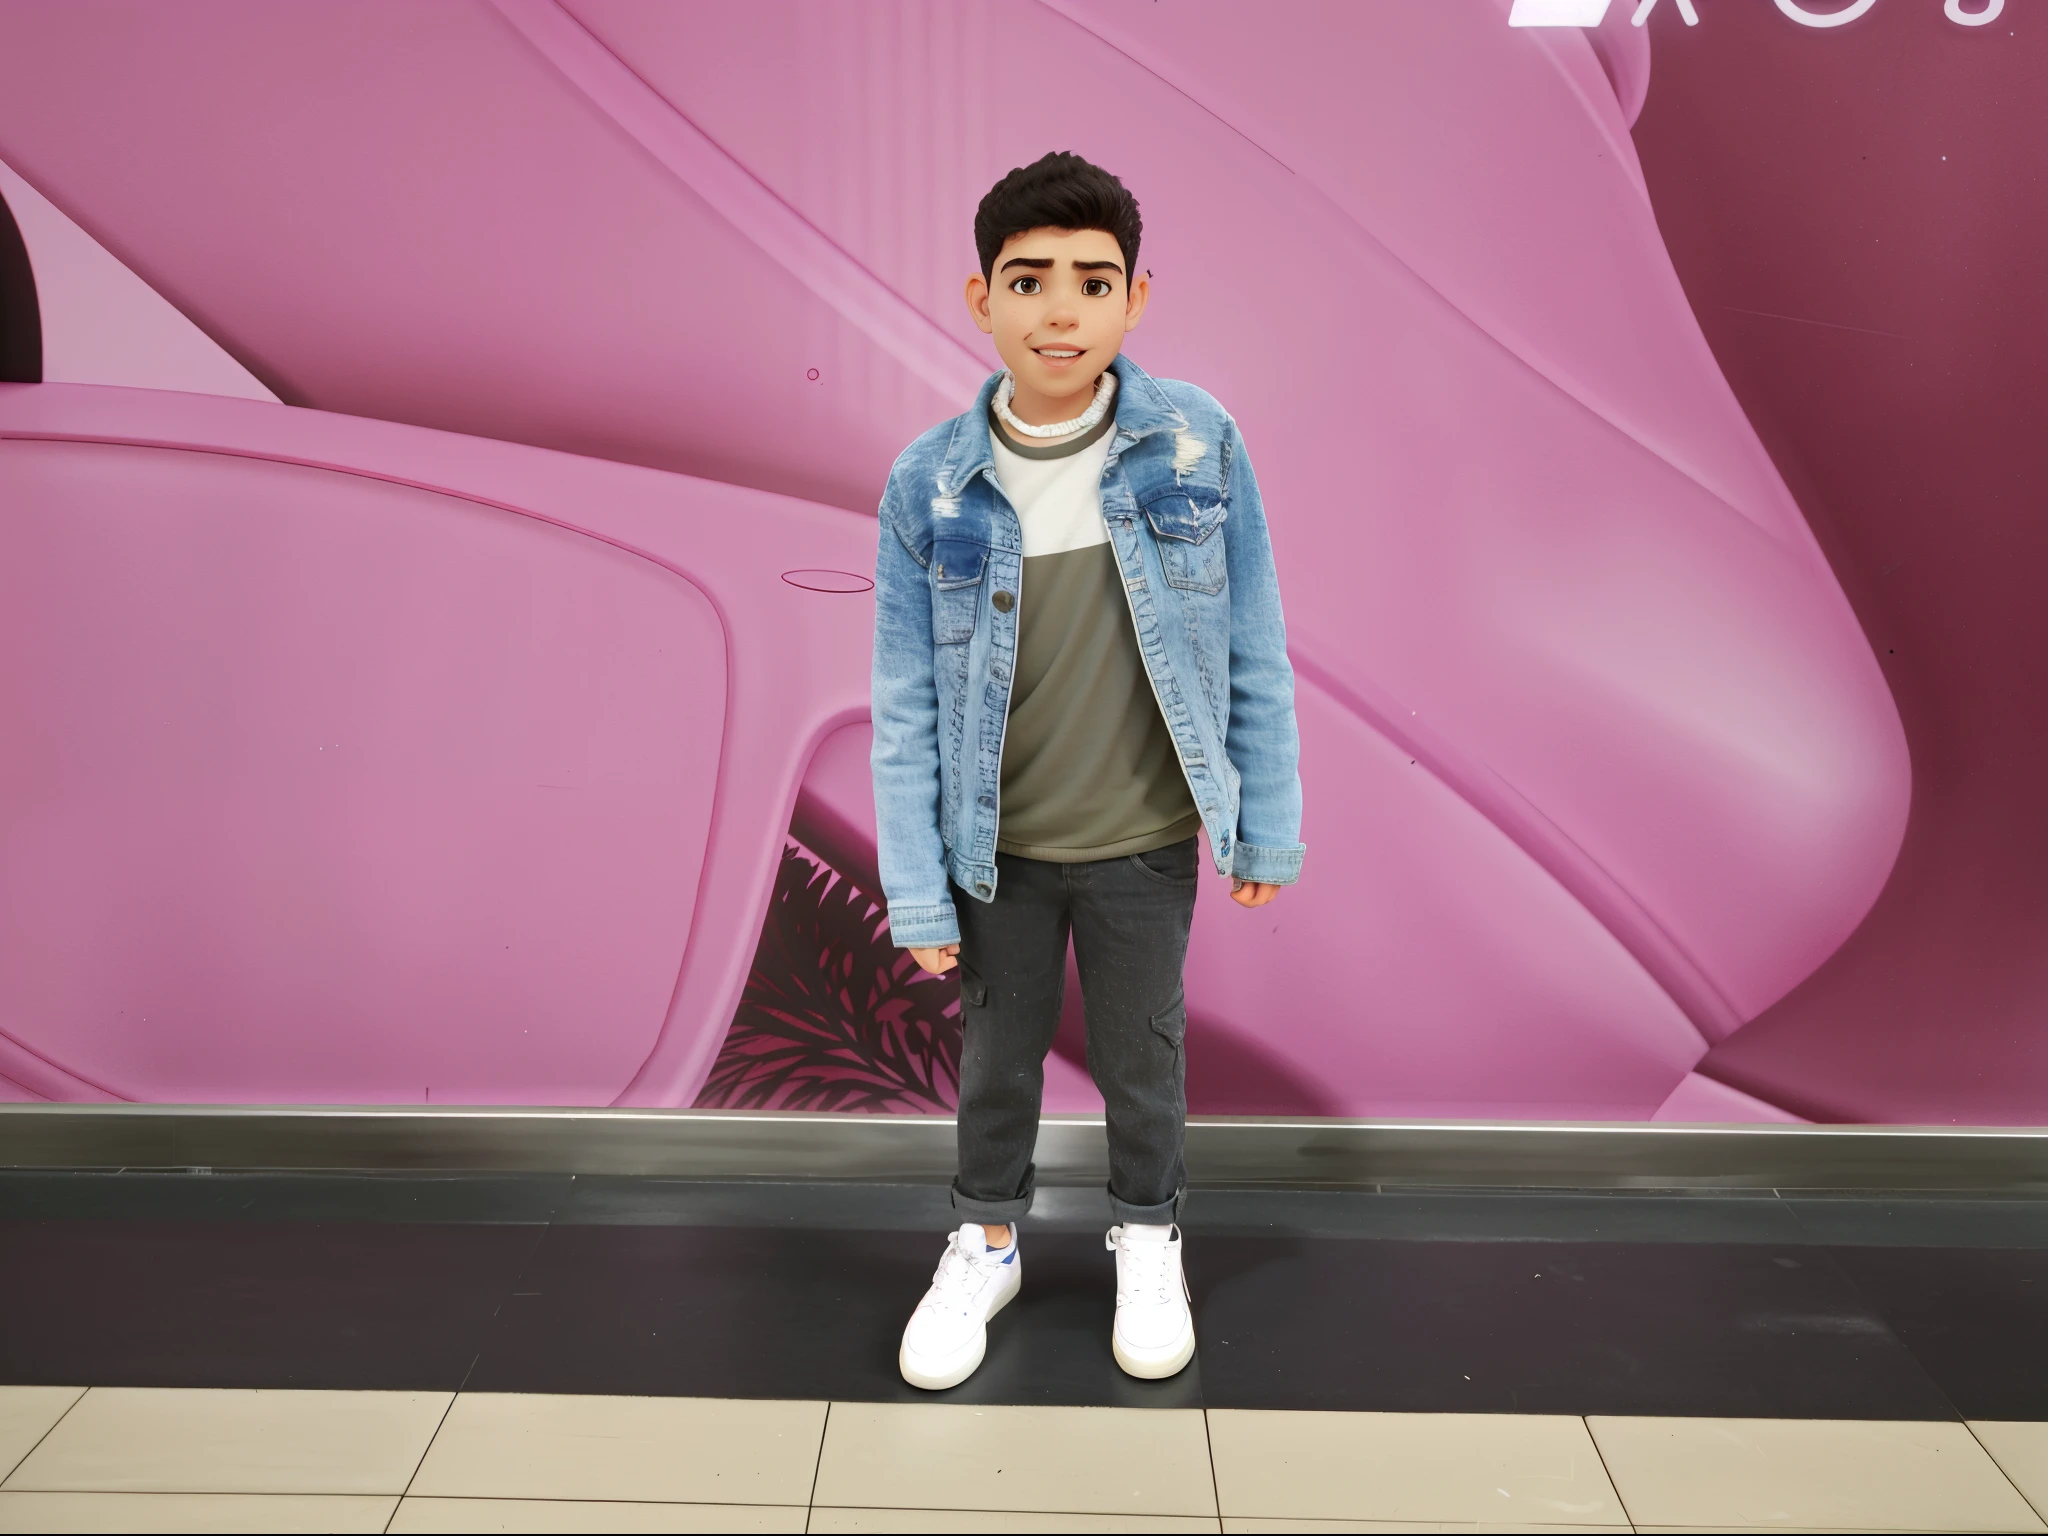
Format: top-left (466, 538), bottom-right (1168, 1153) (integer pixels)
top-left (1082, 278), bottom-right (1113, 298)
top-left (1009, 276), bottom-right (1041, 295)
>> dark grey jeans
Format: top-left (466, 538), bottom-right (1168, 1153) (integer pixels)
top-left (949, 833), bottom-right (1199, 1227)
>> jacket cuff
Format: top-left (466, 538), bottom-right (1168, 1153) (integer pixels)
top-left (886, 899), bottom-right (961, 949)
top-left (1231, 839), bottom-right (1305, 885)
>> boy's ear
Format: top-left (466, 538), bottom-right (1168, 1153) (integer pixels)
top-left (1123, 268), bottom-right (1151, 334)
top-left (964, 272), bottom-right (995, 336)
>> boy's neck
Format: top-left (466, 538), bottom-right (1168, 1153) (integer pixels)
top-left (1007, 366), bottom-right (1111, 427)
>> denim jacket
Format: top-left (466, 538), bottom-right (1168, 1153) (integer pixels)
top-left (869, 353), bottom-right (1305, 949)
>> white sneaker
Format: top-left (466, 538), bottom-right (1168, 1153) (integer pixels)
top-left (1107, 1223), bottom-right (1195, 1379)
top-left (898, 1223), bottom-right (1022, 1390)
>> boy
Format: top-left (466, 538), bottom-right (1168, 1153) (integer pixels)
top-left (870, 151), bottom-right (1305, 1389)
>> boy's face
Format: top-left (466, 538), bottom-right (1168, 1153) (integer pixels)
top-left (965, 226), bottom-right (1150, 420)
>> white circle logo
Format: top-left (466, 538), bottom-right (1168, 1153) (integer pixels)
top-left (1771, 0), bottom-right (1881, 27)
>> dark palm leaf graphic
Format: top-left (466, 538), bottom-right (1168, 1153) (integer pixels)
top-left (694, 843), bottom-right (961, 1113)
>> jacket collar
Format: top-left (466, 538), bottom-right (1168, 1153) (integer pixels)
top-left (935, 352), bottom-right (1188, 498)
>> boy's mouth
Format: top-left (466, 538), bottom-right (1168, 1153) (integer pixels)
top-left (1031, 346), bottom-right (1086, 367)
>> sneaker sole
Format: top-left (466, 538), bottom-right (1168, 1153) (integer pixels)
top-left (898, 1279), bottom-right (1018, 1391)
top-left (1112, 1318), bottom-right (1196, 1380)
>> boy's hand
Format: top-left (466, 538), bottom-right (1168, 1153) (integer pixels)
top-left (908, 944), bottom-right (960, 975)
top-left (1230, 879), bottom-right (1281, 909)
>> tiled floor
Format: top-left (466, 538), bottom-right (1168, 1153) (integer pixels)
top-left (4, 1386), bottom-right (2048, 1533)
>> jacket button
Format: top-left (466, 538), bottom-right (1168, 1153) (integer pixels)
top-left (992, 590), bottom-right (1014, 612)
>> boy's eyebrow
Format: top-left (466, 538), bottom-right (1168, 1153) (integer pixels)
top-left (997, 257), bottom-right (1127, 276)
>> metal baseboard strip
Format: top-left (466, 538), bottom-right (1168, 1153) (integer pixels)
top-left (5, 1105), bottom-right (2048, 1191)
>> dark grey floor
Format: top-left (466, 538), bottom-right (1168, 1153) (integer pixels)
top-left (3, 1171), bottom-right (2046, 1416)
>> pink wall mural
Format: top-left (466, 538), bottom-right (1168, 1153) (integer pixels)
top-left (0, 1), bottom-right (2024, 1123)
top-left (1627, 1), bottom-right (2048, 1124)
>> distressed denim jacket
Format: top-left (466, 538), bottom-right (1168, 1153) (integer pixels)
top-left (870, 353), bottom-right (1306, 949)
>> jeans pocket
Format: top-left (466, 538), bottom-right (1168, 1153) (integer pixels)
top-left (957, 961), bottom-right (988, 1009)
top-left (1128, 838), bottom-right (1199, 887)
top-left (1149, 987), bottom-right (1188, 1047)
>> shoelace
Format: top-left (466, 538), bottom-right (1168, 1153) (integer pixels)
top-left (1108, 1228), bottom-right (1180, 1307)
top-left (927, 1230), bottom-right (998, 1311)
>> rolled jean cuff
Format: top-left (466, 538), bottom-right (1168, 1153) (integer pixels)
top-left (1109, 1181), bottom-right (1184, 1226)
top-left (950, 1172), bottom-right (1035, 1224)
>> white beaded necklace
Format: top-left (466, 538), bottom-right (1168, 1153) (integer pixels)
top-left (992, 367), bottom-right (1117, 439)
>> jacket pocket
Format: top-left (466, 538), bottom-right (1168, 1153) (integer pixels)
top-left (1141, 494), bottom-right (1228, 595)
top-left (930, 537), bottom-right (987, 644)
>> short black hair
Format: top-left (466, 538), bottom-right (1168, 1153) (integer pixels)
top-left (974, 152), bottom-right (1142, 284)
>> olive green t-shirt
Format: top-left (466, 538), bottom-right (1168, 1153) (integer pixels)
top-left (988, 394), bottom-right (1201, 862)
